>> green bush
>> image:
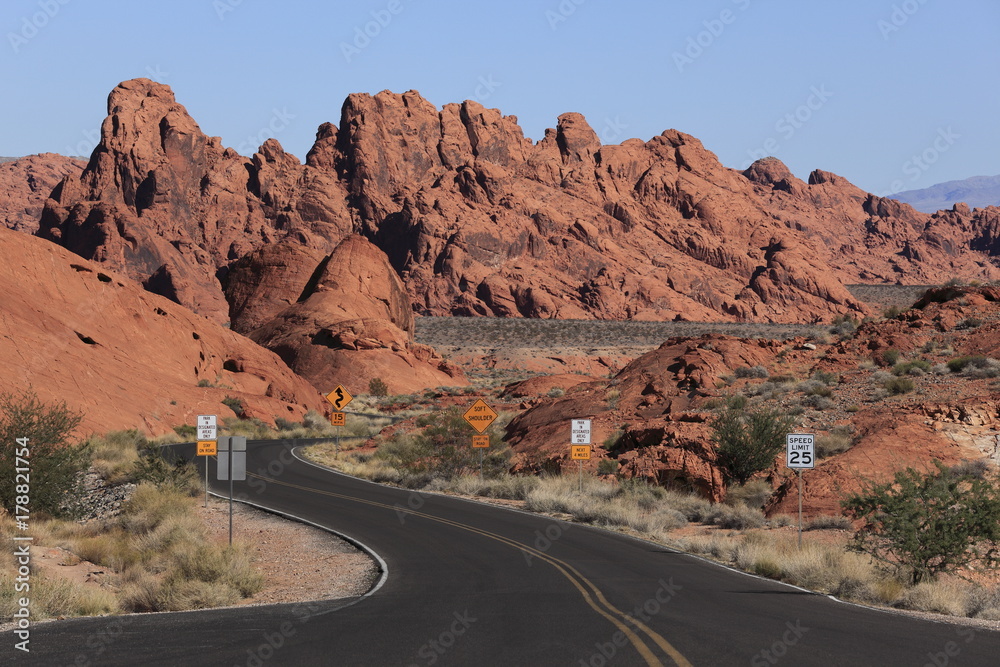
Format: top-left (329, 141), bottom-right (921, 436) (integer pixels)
top-left (883, 376), bottom-right (914, 395)
top-left (892, 360), bottom-right (931, 376)
top-left (368, 378), bottom-right (389, 397)
top-left (880, 349), bottom-right (901, 366)
top-left (843, 461), bottom-right (1000, 584)
top-left (947, 355), bottom-right (988, 373)
top-left (221, 396), bottom-right (245, 416)
top-left (597, 459), bottom-right (620, 475)
top-left (710, 404), bottom-right (797, 487)
top-left (0, 391), bottom-right (87, 517)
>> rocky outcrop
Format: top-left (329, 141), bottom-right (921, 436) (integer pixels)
top-left (37, 79), bottom-right (351, 323)
top-left (0, 154), bottom-right (85, 233)
top-left (246, 235), bottom-right (465, 395)
top-left (0, 226), bottom-right (323, 436)
top-left (31, 80), bottom-right (1000, 327)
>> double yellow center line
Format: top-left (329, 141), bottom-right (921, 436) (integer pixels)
top-left (246, 471), bottom-right (692, 666)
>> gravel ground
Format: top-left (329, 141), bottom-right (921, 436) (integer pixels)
top-left (197, 497), bottom-right (378, 606)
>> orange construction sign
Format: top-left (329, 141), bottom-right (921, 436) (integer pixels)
top-left (330, 412), bottom-right (346, 426)
top-left (571, 445), bottom-right (591, 460)
top-left (471, 435), bottom-right (490, 448)
top-left (463, 399), bottom-right (498, 433)
top-left (197, 440), bottom-right (217, 456)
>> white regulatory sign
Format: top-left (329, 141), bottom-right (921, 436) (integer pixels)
top-left (786, 434), bottom-right (815, 469)
top-left (571, 419), bottom-right (592, 445)
top-left (197, 414), bottom-right (217, 442)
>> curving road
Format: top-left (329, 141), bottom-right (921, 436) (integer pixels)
top-left (7, 439), bottom-right (1000, 665)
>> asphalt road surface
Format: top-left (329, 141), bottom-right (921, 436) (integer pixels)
top-left (7, 439), bottom-right (1000, 666)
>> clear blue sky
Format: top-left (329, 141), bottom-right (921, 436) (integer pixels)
top-left (2, 0), bottom-right (997, 195)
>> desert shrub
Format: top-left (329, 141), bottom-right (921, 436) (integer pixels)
top-left (948, 459), bottom-right (990, 479)
top-left (883, 306), bottom-right (903, 320)
top-left (734, 365), bottom-right (769, 379)
top-left (368, 377), bottom-right (389, 397)
top-left (802, 395), bottom-right (834, 411)
top-left (547, 387), bottom-right (565, 398)
top-left (597, 459), bottom-right (619, 475)
top-left (797, 380), bottom-right (832, 397)
top-left (966, 358), bottom-right (1000, 378)
top-left (892, 359), bottom-right (931, 376)
top-left (173, 424), bottom-right (196, 438)
top-left (805, 515), bottom-right (852, 531)
top-left (706, 504), bottom-right (766, 529)
top-left (956, 317), bottom-right (983, 330)
top-left (843, 461), bottom-right (1000, 584)
top-left (605, 389), bottom-right (621, 408)
top-left (829, 315), bottom-right (858, 337)
top-left (85, 429), bottom-right (146, 483)
top-left (197, 379), bottom-right (212, 388)
top-left (769, 374), bottom-right (796, 384)
top-left (880, 348), bottom-right (901, 366)
top-left (221, 395), bottom-right (245, 416)
top-left (882, 376), bottom-right (914, 395)
top-left (947, 355), bottom-right (988, 373)
top-left (811, 370), bottom-right (839, 386)
top-left (815, 429), bottom-right (853, 459)
top-left (725, 480), bottom-right (773, 509)
top-left (0, 391), bottom-right (87, 518)
top-left (710, 404), bottom-right (797, 487)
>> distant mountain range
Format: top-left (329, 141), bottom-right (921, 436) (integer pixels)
top-left (0, 157), bottom-right (20, 163)
top-left (893, 174), bottom-right (1000, 213)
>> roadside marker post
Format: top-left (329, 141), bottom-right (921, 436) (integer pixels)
top-left (464, 400), bottom-right (498, 477)
top-left (786, 433), bottom-right (815, 548)
top-left (197, 415), bottom-right (217, 508)
top-left (570, 420), bottom-right (592, 492)
top-left (326, 385), bottom-right (354, 453)
top-left (218, 436), bottom-right (247, 546)
top-left (472, 434), bottom-right (490, 477)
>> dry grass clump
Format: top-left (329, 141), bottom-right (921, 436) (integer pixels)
top-left (0, 569), bottom-right (119, 620)
top-left (49, 483), bottom-right (264, 614)
top-left (85, 429), bottom-right (146, 483)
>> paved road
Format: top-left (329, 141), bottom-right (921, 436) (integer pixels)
top-left (7, 440), bottom-right (1000, 665)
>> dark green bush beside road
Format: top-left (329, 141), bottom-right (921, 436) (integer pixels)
top-left (0, 391), bottom-right (87, 517)
top-left (844, 461), bottom-right (1000, 584)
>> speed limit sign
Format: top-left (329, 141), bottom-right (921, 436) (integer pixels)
top-left (786, 434), bottom-right (815, 469)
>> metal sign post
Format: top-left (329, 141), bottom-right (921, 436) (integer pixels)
top-left (472, 435), bottom-right (490, 477)
top-left (786, 433), bottom-right (815, 549)
top-left (197, 416), bottom-right (217, 508)
top-left (217, 436), bottom-right (246, 546)
top-left (571, 445), bottom-right (591, 492)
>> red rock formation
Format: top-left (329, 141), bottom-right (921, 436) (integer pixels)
top-left (0, 227), bottom-right (323, 436)
top-left (31, 79), bottom-right (1000, 328)
top-left (0, 154), bottom-right (85, 233)
top-left (246, 235), bottom-right (465, 395)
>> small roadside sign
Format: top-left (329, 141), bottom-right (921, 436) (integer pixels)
top-left (197, 440), bottom-right (217, 456)
top-left (326, 385), bottom-right (354, 411)
top-left (571, 419), bottom-right (592, 444)
top-left (463, 399), bottom-right (498, 433)
top-left (197, 414), bottom-right (217, 442)
top-left (571, 445), bottom-right (591, 460)
top-left (786, 434), bottom-right (815, 469)
top-left (330, 412), bottom-right (346, 427)
top-left (472, 435), bottom-right (490, 448)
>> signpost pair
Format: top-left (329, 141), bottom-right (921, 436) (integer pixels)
top-left (196, 415), bottom-right (246, 545)
top-left (464, 399), bottom-right (497, 477)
